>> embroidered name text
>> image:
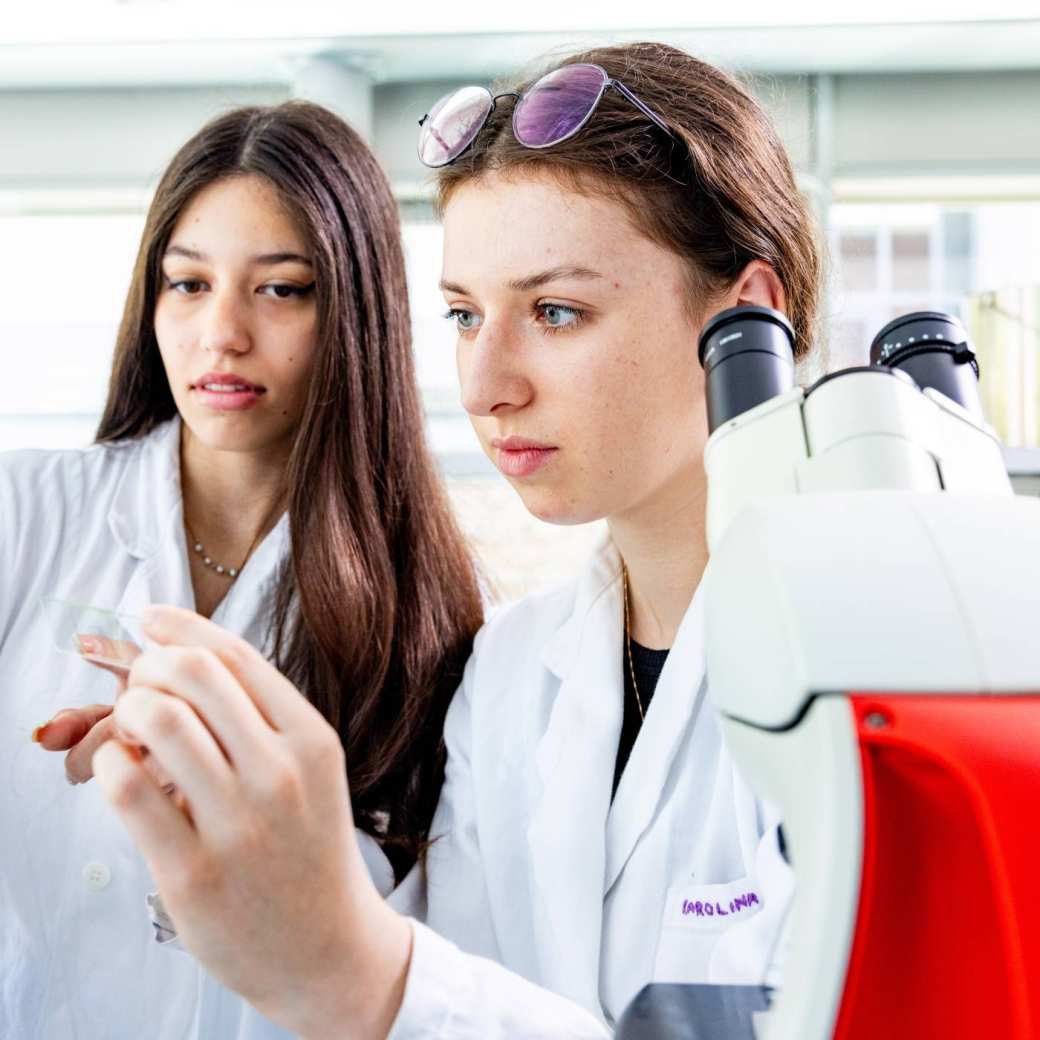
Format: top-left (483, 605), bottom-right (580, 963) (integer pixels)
top-left (681, 891), bottom-right (760, 918)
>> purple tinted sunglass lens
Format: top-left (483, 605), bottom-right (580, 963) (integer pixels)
top-left (513, 64), bottom-right (607, 148)
top-left (419, 86), bottom-right (494, 167)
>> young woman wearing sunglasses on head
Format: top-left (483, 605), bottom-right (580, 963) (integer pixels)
top-left (78, 42), bottom-right (821, 1038)
top-left (0, 103), bottom-right (482, 1039)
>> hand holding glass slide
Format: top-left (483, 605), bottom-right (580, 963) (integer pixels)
top-left (34, 597), bottom-right (171, 789)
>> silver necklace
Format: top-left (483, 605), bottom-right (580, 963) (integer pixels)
top-left (185, 522), bottom-right (246, 579)
top-left (184, 496), bottom-right (285, 583)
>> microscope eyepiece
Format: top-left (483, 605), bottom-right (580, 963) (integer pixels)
top-left (869, 311), bottom-right (982, 419)
top-left (698, 305), bottom-right (796, 434)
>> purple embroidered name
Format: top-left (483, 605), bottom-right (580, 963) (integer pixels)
top-left (681, 891), bottom-right (760, 918)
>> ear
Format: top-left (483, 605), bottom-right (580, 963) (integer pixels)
top-left (726, 260), bottom-right (786, 313)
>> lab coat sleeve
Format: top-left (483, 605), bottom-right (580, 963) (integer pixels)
top-left (386, 633), bottom-right (608, 1039)
top-left (388, 920), bottom-right (608, 1040)
top-left (0, 455), bottom-right (20, 646)
top-left (388, 641), bottom-right (498, 954)
top-left (0, 449), bottom-right (78, 649)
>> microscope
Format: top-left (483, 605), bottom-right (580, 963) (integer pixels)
top-left (616, 307), bottom-right (1040, 1039)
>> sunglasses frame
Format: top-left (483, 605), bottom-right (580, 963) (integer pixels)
top-left (418, 63), bottom-right (673, 169)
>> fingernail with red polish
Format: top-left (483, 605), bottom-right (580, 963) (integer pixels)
top-left (32, 710), bottom-right (73, 744)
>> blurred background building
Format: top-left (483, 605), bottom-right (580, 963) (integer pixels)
top-left (2, 4), bottom-right (1039, 599)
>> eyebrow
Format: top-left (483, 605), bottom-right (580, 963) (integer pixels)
top-left (439, 264), bottom-right (603, 296)
top-left (164, 245), bottom-right (313, 266)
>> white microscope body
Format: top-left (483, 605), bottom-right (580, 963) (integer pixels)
top-left (701, 309), bottom-right (1040, 1040)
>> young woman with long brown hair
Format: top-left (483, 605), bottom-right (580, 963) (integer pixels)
top-left (0, 101), bottom-right (482, 1039)
top-left (69, 41), bottom-right (822, 1038)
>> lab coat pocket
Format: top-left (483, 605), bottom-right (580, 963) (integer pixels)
top-left (652, 876), bottom-right (764, 984)
top-left (709, 824), bottom-right (795, 986)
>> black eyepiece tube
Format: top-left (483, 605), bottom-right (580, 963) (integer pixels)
top-left (869, 311), bottom-right (983, 420)
top-left (698, 305), bottom-right (796, 434)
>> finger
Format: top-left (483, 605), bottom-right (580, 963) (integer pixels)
top-left (140, 748), bottom-right (176, 786)
top-left (113, 685), bottom-right (236, 832)
top-left (34, 705), bottom-right (113, 751)
top-left (64, 714), bottom-right (121, 783)
top-left (77, 635), bottom-right (141, 673)
top-left (64, 712), bottom-right (178, 794)
top-left (92, 739), bottom-right (196, 868)
top-left (128, 645), bottom-right (277, 772)
top-left (84, 657), bottom-right (132, 688)
top-left (142, 605), bottom-right (318, 732)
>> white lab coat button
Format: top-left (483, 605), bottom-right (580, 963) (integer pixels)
top-left (83, 861), bottom-right (111, 891)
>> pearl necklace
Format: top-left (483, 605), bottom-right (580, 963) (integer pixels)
top-left (185, 522), bottom-right (245, 579)
top-left (184, 495), bottom-right (285, 584)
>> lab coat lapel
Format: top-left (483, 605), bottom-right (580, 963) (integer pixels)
top-left (108, 418), bottom-right (196, 619)
top-left (211, 512), bottom-right (289, 647)
top-left (604, 582), bottom-right (708, 893)
top-left (105, 417), bottom-right (289, 644)
top-left (527, 539), bottom-right (624, 1009)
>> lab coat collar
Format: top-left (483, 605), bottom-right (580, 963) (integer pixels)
top-left (540, 533), bottom-right (620, 681)
top-left (528, 535), bottom-right (624, 1010)
top-left (605, 582), bottom-right (708, 892)
top-left (108, 417), bottom-right (183, 561)
top-left (105, 417), bottom-right (196, 621)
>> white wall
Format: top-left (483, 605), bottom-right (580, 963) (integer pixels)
top-left (832, 71), bottom-right (1040, 177)
top-left (0, 85), bottom-right (289, 192)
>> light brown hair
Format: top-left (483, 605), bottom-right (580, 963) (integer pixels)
top-left (97, 101), bottom-right (484, 877)
top-left (435, 42), bottom-right (821, 357)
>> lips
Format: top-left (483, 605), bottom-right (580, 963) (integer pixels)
top-left (196, 382), bottom-right (259, 393)
top-left (190, 372), bottom-right (267, 412)
top-left (491, 436), bottom-right (558, 478)
top-left (190, 372), bottom-right (266, 393)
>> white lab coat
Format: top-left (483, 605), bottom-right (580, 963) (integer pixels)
top-left (386, 537), bottom-right (794, 1038)
top-left (0, 418), bottom-right (394, 1040)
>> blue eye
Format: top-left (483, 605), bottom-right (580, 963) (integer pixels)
top-left (444, 307), bottom-right (482, 332)
top-left (537, 303), bottom-right (584, 330)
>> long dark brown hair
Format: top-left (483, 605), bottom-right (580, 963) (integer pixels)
top-left (435, 42), bottom-right (821, 357)
top-left (97, 101), bottom-right (484, 877)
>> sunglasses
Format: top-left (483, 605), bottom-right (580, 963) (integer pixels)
top-left (418, 62), bottom-right (673, 169)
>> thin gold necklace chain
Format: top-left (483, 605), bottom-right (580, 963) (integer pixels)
top-left (621, 563), bottom-right (646, 721)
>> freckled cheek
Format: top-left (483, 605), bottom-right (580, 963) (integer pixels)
top-left (567, 399), bottom-right (627, 478)
top-left (589, 367), bottom-right (644, 450)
